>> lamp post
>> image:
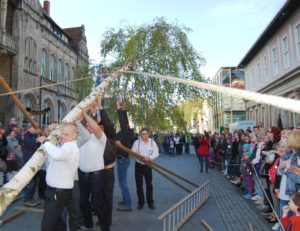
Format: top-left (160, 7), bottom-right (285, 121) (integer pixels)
top-left (56, 87), bottom-right (61, 122)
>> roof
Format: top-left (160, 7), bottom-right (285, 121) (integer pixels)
top-left (64, 26), bottom-right (84, 49)
top-left (238, 0), bottom-right (300, 67)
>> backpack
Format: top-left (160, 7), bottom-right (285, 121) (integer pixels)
top-left (268, 157), bottom-right (280, 184)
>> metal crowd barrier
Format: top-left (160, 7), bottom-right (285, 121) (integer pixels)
top-left (158, 180), bottom-right (211, 231)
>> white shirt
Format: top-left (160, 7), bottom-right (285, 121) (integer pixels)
top-left (251, 142), bottom-right (264, 165)
top-left (131, 138), bottom-right (159, 165)
top-left (79, 133), bottom-right (107, 172)
top-left (44, 140), bottom-right (79, 189)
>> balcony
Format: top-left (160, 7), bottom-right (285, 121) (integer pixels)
top-left (0, 33), bottom-right (17, 55)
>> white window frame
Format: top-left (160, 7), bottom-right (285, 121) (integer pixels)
top-left (295, 22), bottom-right (300, 61)
top-left (256, 62), bottom-right (261, 87)
top-left (271, 46), bottom-right (279, 76)
top-left (50, 54), bottom-right (55, 81)
top-left (281, 35), bottom-right (290, 69)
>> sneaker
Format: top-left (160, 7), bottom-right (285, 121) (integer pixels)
top-left (272, 222), bottom-right (280, 231)
top-left (117, 204), bottom-right (132, 211)
top-left (251, 195), bottom-right (260, 201)
top-left (24, 199), bottom-right (39, 207)
top-left (78, 225), bottom-right (93, 230)
top-left (256, 204), bottom-right (267, 210)
top-left (231, 179), bottom-right (240, 185)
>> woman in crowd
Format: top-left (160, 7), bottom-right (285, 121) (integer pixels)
top-left (197, 132), bottom-right (210, 173)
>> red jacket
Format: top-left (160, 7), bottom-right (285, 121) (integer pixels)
top-left (281, 214), bottom-right (300, 231)
top-left (197, 137), bottom-right (210, 156)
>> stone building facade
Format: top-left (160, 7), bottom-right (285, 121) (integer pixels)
top-left (239, 0), bottom-right (300, 129)
top-left (0, 0), bottom-right (89, 126)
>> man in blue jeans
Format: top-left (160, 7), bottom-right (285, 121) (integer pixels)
top-left (115, 100), bottom-right (134, 211)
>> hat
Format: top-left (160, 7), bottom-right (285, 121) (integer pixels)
top-left (243, 143), bottom-right (250, 152)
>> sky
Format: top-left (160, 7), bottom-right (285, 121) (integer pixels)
top-left (40, 0), bottom-right (287, 78)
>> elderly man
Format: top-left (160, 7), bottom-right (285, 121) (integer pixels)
top-left (37, 122), bottom-right (79, 231)
top-left (132, 128), bottom-right (159, 210)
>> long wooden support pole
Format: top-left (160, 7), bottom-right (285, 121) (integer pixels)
top-left (115, 141), bottom-right (194, 193)
top-left (0, 76), bottom-right (45, 135)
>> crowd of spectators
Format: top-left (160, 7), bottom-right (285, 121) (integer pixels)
top-left (200, 124), bottom-right (300, 231)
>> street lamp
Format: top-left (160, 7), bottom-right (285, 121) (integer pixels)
top-left (56, 87), bottom-right (61, 122)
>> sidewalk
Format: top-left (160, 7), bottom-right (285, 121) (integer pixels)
top-left (0, 154), bottom-right (271, 231)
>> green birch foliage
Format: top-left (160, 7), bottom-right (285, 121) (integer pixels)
top-left (100, 18), bottom-right (206, 131)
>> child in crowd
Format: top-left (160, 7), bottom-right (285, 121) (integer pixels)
top-left (281, 192), bottom-right (300, 231)
top-left (241, 143), bottom-right (254, 199)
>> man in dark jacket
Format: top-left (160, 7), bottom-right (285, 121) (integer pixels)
top-left (115, 100), bottom-right (134, 211)
top-left (22, 124), bottom-right (40, 207)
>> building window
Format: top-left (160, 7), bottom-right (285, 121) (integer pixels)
top-left (296, 23), bottom-right (300, 60)
top-left (251, 68), bottom-right (255, 90)
top-left (58, 59), bottom-right (63, 82)
top-left (50, 54), bottom-right (55, 81)
top-left (24, 37), bottom-right (37, 73)
top-left (263, 56), bottom-right (269, 81)
top-left (256, 63), bottom-right (261, 86)
top-left (65, 63), bottom-right (69, 86)
top-left (271, 47), bottom-right (278, 76)
top-left (282, 36), bottom-right (289, 68)
top-left (41, 48), bottom-right (47, 78)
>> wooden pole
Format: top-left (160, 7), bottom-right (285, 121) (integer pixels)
top-left (0, 208), bottom-right (26, 226)
top-left (115, 141), bottom-right (193, 193)
top-left (0, 76), bottom-right (45, 135)
top-left (201, 219), bottom-right (214, 231)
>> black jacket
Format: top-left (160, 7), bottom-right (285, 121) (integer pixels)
top-left (115, 109), bottom-right (134, 158)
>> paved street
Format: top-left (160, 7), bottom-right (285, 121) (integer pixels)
top-left (1, 154), bottom-right (272, 231)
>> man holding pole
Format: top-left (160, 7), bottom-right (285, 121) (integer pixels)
top-left (131, 128), bottom-right (159, 210)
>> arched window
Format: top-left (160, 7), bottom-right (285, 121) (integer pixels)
top-left (50, 54), bottom-right (55, 81)
top-left (24, 37), bottom-right (37, 73)
top-left (58, 59), bottom-right (63, 82)
top-left (40, 49), bottom-right (47, 78)
top-left (65, 63), bottom-right (69, 86)
top-left (43, 99), bottom-right (53, 126)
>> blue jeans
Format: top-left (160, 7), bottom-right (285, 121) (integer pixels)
top-left (198, 156), bottom-right (208, 173)
top-left (24, 174), bottom-right (38, 202)
top-left (117, 158), bottom-right (131, 208)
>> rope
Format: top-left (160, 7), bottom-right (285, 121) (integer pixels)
top-left (251, 163), bottom-right (285, 230)
top-left (0, 75), bottom-right (94, 97)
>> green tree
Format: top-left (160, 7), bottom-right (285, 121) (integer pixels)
top-left (73, 62), bottom-right (94, 100)
top-left (100, 17), bottom-right (206, 132)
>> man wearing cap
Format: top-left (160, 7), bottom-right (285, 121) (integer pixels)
top-left (22, 124), bottom-right (40, 207)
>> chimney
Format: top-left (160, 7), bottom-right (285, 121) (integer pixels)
top-left (43, 1), bottom-right (50, 15)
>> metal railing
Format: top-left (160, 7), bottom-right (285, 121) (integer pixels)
top-left (158, 180), bottom-right (211, 231)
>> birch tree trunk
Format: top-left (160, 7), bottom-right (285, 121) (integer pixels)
top-left (0, 70), bottom-right (122, 215)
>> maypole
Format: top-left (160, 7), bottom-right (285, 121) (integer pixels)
top-left (122, 71), bottom-right (300, 114)
top-left (0, 69), bottom-right (123, 216)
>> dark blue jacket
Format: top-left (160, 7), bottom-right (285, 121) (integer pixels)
top-left (22, 132), bottom-right (40, 164)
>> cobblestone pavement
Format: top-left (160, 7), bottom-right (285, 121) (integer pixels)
top-left (0, 154), bottom-right (272, 231)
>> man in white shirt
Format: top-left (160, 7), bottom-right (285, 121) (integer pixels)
top-left (131, 128), bottom-right (159, 210)
top-left (36, 122), bottom-right (79, 231)
top-left (76, 111), bottom-right (108, 230)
